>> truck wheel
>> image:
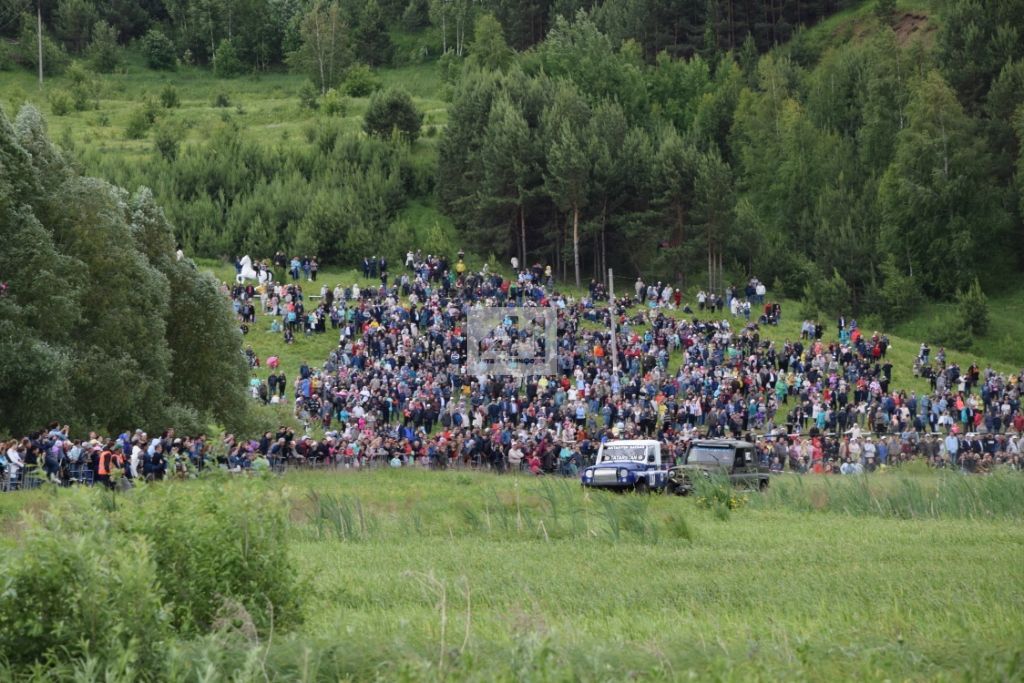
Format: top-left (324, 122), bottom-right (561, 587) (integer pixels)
top-left (634, 479), bottom-right (650, 494)
top-left (664, 481), bottom-right (677, 496)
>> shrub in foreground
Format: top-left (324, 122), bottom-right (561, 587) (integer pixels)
top-left (0, 476), bottom-right (301, 675)
top-left (0, 520), bottom-right (169, 673)
top-left (118, 475), bottom-right (302, 634)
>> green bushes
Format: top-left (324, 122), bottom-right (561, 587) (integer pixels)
top-left (0, 516), bottom-right (170, 672)
top-left (48, 89), bottom-right (73, 115)
top-left (125, 106), bottom-right (152, 139)
top-left (66, 62), bottom-right (99, 111)
top-left (121, 477), bottom-right (302, 634)
top-left (0, 477), bottom-right (302, 674)
top-left (956, 277), bottom-right (990, 336)
top-left (16, 13), bottom-right (68, 75)
top-left (142, 28), bottom-right (177, 70)
top-left (321, 87), bottom-right (347, 115)
top-left (87, 20), bottom-right (120, 73)
top-left (154, 121), bottom-right (183, 160)
top-left (298, 79), bottom-right (319, 109)
top-left (214, 38), bottom-right (244, 78)
top-left (802, 267), bottom-right (852, 319)
top-left (343, 63), bottom-right (381, 96)
top-left (94, 124), bottom-right (419, 264)
top-left (873, 256), bottom-right (926, 326)
top-left (160, 84), bottom-right (180, 108)
top-left (363, 87), bottom-right (423, 142)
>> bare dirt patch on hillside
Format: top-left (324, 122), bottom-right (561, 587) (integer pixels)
top-left (893, 12), bottom-right (934, 46)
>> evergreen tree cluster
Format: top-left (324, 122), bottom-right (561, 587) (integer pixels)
top-left (78, 122), bottom-right (446, 268)
top-left (1, 0), bottom-right (851, 77)
top-left (0, 104), bottom-right (250, 436)
top-left (439, 6), bottom-right (1024, 317)
top-left (0, 0), bottom-right (398, 76)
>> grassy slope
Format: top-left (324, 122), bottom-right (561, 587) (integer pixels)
top-left (0, 55), bottom-right (447, 153)
top-left (891, 292), bottom-right (1024, 368)
top-left (788, 0), bottom-right (939, 56)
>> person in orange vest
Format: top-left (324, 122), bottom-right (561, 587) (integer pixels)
top-left (97, 442), bottom-right (125, 489)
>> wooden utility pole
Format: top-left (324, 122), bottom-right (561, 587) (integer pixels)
top-left (608, 268), bottom-right (619, 377)
top-left (37, 1), bottom-right (43, 86)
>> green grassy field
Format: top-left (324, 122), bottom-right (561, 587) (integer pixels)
top-left (0, 55), bottom-right (447, 155)
top-left (1, 468), bottom-right (1022, 680)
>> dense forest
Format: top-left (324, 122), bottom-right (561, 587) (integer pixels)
top-left (437, 5), bottom-right (1024, 322)
top-left (0, 0), bottom-right (848, 74)
top-left (0, 104), bottom-right (252, 435)
top-left (1, 0), bottom-right (1022, 336)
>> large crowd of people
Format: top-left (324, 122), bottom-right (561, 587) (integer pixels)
top-left (3, 251), bottom-right (1023, 491)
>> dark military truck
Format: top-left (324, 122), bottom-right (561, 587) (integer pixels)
top-left (665, 439), bottom-right (770, 495)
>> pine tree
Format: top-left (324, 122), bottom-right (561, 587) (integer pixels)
top-left (545, 120), bottom-right (590, 287)
top-left (355, 0), bottom-right (394, 66)
top-left (878, 70), bottom-right (1013, 296)
top-left (468, 12), bottom-right (513, 72)
top-left (479, 95), bottom-right (537, 262)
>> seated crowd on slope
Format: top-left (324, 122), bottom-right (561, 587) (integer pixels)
top-left (3, 255), bottom-right (1023, 490)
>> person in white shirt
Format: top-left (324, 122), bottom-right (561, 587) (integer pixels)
top-left (131, 442), bottom-right (144, 478)
top-left (6, 440), bottom-right (25, 483)
top-left (862, 438), bottom-right (877, 464)
top-left (507, 443), bottom-right (524, 471)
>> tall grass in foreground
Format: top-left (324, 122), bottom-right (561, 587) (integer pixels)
top-left (297, 475), bottom-right (696, 544)
top-left (449, 478), bottom-right (691, 544)
top-left (755, 470), bottom-right (1024, 519)
top-left (306, 491), bottom-right (378, 541)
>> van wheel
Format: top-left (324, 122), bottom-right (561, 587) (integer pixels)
top-left (634, 479), bottom-right (650, 494)
top-left (664, 481), bottom-right (677, 496)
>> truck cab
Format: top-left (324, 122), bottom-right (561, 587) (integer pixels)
top-left (580, 440), bottom-right (667, 493)
top-left (666, 439), bottom-right (770, 495)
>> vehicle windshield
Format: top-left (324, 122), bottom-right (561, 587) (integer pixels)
top-left (685, 445), bottom-right (734, 466)
top-left (597, 444), bottom-right (654, 463)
